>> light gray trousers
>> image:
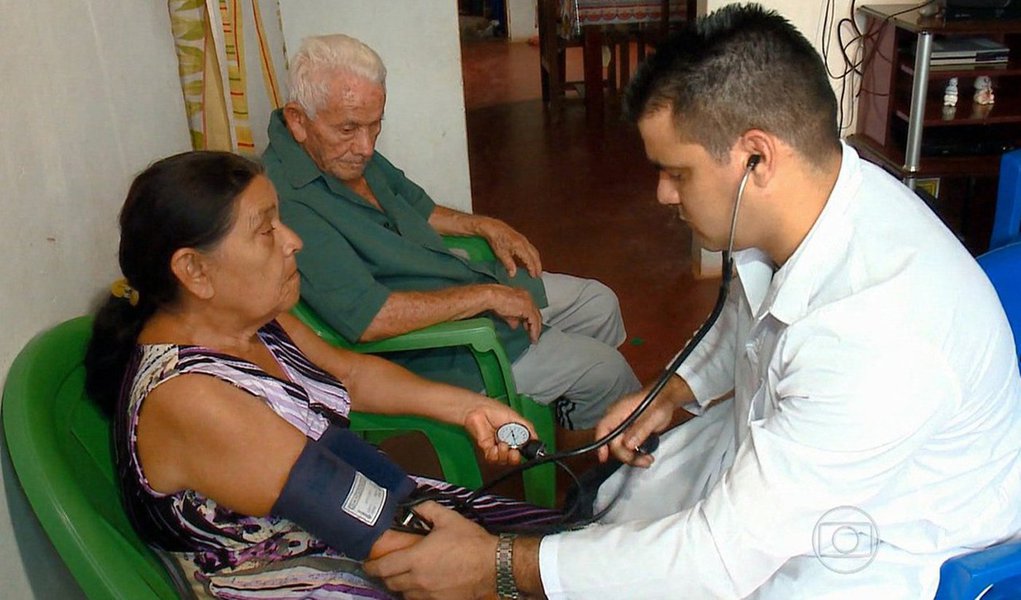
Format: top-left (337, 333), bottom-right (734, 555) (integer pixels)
top-left (510, 273), bottom-right (640, 429)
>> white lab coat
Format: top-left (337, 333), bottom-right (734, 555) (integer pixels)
top-left (539, 144), bottom-right (1021, 599)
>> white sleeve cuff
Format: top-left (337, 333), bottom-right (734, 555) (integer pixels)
top-left (675, 362), bottom-right (716, 409)
top-left (538, 534), bottom-right (567, 599)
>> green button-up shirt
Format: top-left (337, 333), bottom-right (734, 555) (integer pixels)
top-left (262, 109), bottom-right (546, 390)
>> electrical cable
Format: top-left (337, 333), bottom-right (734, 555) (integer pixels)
top-left (822, 0), bottom-right (937, 132)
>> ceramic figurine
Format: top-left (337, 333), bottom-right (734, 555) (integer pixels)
top-left (974, 76), bottom-right (995, 105)
top-left (943, 77), bottom-right (959, 107)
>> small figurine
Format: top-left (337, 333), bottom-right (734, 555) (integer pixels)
top-left (943, 77), bottom-right (959, 107)
top-left (974, 76), bottom-right (995, 105)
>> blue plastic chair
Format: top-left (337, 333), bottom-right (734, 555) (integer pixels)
top-left (933, 241), bottom-right (1021, 599)
top-left (977, 241), bottom-right (1021, 363)
top-left (990, 149), bottom-right (1021, 250)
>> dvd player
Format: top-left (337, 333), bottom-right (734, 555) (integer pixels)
top-left (941, 0), bottom-right (1021, 20)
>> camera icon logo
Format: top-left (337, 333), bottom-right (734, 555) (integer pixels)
top-left (812, 506), bottom-right (879, 574)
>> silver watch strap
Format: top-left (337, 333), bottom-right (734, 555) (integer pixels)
top-left (496, 532), bottom-right (520, 600)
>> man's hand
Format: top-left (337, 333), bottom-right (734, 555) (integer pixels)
top-left (462, 399), bottom-right (537, 465)
top-left (595, 388), bottom-right (676, 468)
top-left (428, 207), bottom-right (542, 278)
top-left (369, 530), bottom-right (425, 560)
top-left (364, 502), bottom-right (498, 600)
top-left (487, 285), bottom-right (542, 343)
top-left (478, 217), bottom-right (542, 278)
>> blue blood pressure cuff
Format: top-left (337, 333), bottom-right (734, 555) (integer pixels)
top-left (271, 425), bottom-right (416, 560)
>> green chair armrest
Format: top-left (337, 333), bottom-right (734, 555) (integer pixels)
top-left (349, 412), bottom-right (484, 489)
top-left (442, 235), bottom-right (497, 262)
top-left (293, 298), bottom-right (495, 351)
top-left (290, 234), bottom-right (558, 507)
top-left (354, 318), bottom-right (503, 354)
top-left (292, 300), bottom-right (519, 401)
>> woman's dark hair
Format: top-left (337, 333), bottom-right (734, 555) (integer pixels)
top-left (84, 151), bottom-right (264, 414)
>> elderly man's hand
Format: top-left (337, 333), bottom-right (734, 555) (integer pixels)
top-left (487, 285), bottom-right (543, 343)
top-left (364, 502), bottom-right (498, 600)
top-left (478, 217), bottom-right (542, 278)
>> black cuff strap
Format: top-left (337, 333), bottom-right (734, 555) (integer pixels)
top-left (270, 433), bottom-right (413, 560)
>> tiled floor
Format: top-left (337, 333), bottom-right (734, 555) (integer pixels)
top-left (383, 38), bottom-right (718, 499)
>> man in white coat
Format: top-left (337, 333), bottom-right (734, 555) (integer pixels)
top-left (365, 4), bottom-right (1021, 598)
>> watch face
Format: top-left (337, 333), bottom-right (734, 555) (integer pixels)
top-left (496, 422), bottom-right (530, 448)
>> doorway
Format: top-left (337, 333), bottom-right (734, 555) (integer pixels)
top-left (459, 0), bottom-right (508, 39)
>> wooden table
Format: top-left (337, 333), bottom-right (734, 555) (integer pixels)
top-left (561, 0), bottom-right (683, 34)
top-left (540, 0), bottom-right (695, 122)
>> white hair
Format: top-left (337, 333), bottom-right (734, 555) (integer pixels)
top-left (287, 34), bottom-right (387, 118)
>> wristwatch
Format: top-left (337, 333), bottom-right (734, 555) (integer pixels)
top-left (496, 532), bottom-right (520, 599)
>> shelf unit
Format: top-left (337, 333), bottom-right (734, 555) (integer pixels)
top-left (850, 4), bottom-right (1021, 250)
top-left (852, 5), bottom-right (1021, 180)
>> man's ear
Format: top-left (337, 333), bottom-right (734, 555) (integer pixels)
top-left (283, 102), bottom-right (310, 144)
top-left (736, 129), bottom-right (776, 183)
top-left (170, 248), bottom-right (215, 301)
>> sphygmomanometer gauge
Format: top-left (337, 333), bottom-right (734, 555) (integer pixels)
top-left (496, 422), bottom-right (531, 448)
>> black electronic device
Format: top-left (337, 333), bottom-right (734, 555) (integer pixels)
top-left (941, 0), bottom-right (1021, 20)
top-left (891, 121), bottom-right (1018, 158)
top-left (635, 433), bottom-right (660, 455)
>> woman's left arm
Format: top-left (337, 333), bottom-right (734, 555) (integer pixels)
top-left (278, 313), bottom-right (532, 464)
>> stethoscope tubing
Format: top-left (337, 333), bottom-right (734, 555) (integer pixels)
top-left (459, 163), bottom-right (756, 515)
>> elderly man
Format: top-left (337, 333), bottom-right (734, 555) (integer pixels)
top-left (262, 34), bottom-right (639, 430)
top-left (363, 4), bottom-right (1021, 598)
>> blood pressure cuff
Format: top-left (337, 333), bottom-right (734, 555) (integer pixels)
top-left (271, 425), bottom-right (416, 560)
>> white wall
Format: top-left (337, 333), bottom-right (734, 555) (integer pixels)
top-left (0, 2), bottom-right (471, 595)
top-left (278, 0), bottom-right (474, 212)
top-left (705, 0), bottom-right (887, 135)
top-left (0, 1), bottom-right (191, 597)
top-left (507, 0), bottom-right (539, 41)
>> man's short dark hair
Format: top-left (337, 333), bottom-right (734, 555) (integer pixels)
top-left (624, 3), bottom-right (840, 166)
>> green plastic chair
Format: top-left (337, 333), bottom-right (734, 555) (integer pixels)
top-left (1, 309), bottom-right (554, 600)
top-left (2, 316), bottom-right (180, 599)
top-left (291, 235), bottom-right (557, 507)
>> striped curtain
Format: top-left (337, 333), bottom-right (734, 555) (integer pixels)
top-left (168, 0), bottom-right (287, 155)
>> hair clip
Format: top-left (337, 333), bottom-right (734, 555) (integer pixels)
top-left (110, 278), bottom-right (140, 307)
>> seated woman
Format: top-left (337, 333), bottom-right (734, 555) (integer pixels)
top-left (84, 151), bottom-right (558, 598)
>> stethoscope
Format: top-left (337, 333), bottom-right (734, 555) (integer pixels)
top-left (399, 154), bottom-right (762, 534)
